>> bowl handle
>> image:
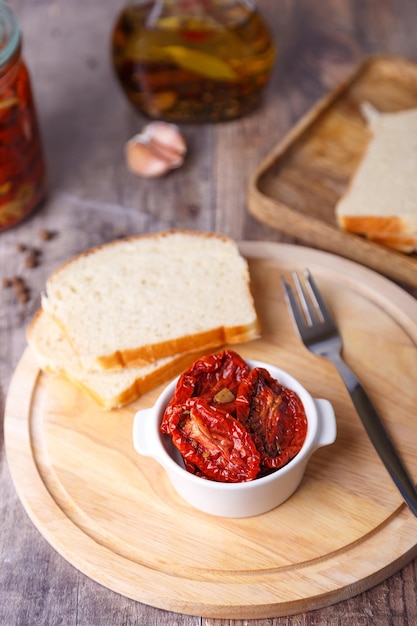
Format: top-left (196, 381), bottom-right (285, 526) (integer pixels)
top-left (132, 408), bottom-right (154, 456)
top-left (313, 398), bottom-right (337, 447)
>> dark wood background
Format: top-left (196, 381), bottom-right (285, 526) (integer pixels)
top-left (1, 0), bottom-right (417, 624)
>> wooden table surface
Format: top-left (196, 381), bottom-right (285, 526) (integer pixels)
top-left (1, 1), bottom-right (417, 624)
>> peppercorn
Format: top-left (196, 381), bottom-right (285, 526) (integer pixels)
top-left (39, 229), bottom-right (55, 241)
top-left (24, 248), bottom-right (41, 268)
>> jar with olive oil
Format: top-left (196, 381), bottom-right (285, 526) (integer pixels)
top-left (111, 0), bottom-right (276, 122)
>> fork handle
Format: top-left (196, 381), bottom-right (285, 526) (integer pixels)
top-left (329, 352), bottom-right (417, 518)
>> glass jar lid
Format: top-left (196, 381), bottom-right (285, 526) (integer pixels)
top-left (0, 1), bottom-right (20, 67)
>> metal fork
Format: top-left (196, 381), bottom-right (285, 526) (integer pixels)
top-left (282, 268), bottom-right (417, 518)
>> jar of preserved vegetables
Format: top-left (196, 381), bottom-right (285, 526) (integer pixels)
top-left (111, 0), bottom-right (276, 123)
top-left (0, 1), bottom-right (46, 232)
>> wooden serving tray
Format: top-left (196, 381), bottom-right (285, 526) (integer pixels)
top-left (248, 55), bottom-right (417, 287)
top-left (5, 242), bottom-right (417, 619)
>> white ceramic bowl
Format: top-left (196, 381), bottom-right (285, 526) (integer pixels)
top-left (133, 359), bottom-right (336, 518)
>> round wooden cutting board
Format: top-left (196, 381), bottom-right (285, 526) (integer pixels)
top-left (5, 242), bottom-right (417, 619)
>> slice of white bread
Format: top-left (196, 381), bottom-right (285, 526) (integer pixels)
top-left (41, 230), bottom-right (260, 371)
top-left (27, 310), bottom-right (207, 410)
top-left (335, 103), bottom-right (417, 252)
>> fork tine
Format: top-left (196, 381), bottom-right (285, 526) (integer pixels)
top-left (303, 269), bottom-right (334, 323)
top-left (281, 269), bottom-right (334, 330)
top-left (292, 271), bottom-right (316, 325)
top-left (280, 276), bottom-right (309, 333)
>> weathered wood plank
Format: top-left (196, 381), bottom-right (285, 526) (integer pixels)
top-left (1, 1), bottom-right (417, 625)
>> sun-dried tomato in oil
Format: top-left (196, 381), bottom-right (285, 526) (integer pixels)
top-left (236, 367), bottom-right (308, 472)
top-left (161, 350), bottom-right (258, 482)
top-left (161, 351), bottom-right (308, 483)
top-left (166, 397), bottom-right (261, 483)
top-left (0, 3), bottom-right (46, 232)
top-left (162, 349), bottom-right (249, 431)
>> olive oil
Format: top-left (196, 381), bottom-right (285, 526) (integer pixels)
top-left (111, 1), bottom-right (276, 122)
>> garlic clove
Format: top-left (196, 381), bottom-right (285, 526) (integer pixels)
top-left (147, 136), bottom-right (185, 169)
top-left (145, 121), bottom-right (187, 158)
top-left (125, 121), bottom-right (187, 178)
top-left (125, 138), bottom-right (173, 178)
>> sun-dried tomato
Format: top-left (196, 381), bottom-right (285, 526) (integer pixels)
top-left (161, 351), bottom-right (308, 483)
top-left (166, 397), bottom-right (261, 483)
top-left (236, 367), bottom-right (307, 471)
top-left (161, 349), bottom-right (249, 434)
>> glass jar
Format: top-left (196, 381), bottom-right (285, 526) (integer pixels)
top-left (111, 0), bottom-right (276, 123)
top-left (0, 1), bottom-right (46, 232)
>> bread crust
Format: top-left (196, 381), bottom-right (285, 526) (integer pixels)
top-left (337, 215), bottom-right (409, 235)
top-left (337, 216), bottom-right (417, 251)
top-left (39, 348), bottom-right (209, 410)
top-left (95, 319), bottom-right (261, 370)
top-left (27, 309), bottom-right (212, 410)
top-left (364, 233), bottom-right (417, 253)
